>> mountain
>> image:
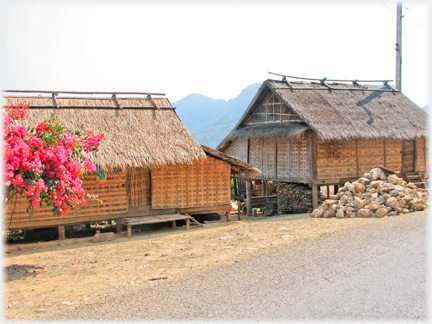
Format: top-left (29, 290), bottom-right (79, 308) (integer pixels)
top-left (174, 83), bottom-right (261, 148)
top-left (422, 105), bottom-right (429, 114)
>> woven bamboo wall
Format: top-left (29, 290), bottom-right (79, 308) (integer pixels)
top-left (416, 137), bottom-right (426, 172)
top-left (151, 156), bottom-right (231, 209)
top-left (248, 138), bottom-right (264, 172)
top-left (4, 172), bottom-right (128, 230)
top-left (126, 167), bottom-right (151, 207)
top-left (358, 139), bottom-right (385, 176)
top-left (224, 138), bottom-right (248, 163)
top-left (263, 137), bottom-right (277, 178)
top-left (416, 137), bottom-right (427, 172)
top-left (385, 139), bottom-right (403, 171)
top-left (316, 140), bottom-right (357, 180)
top-left (316, 137), bottom-right (427, 181)
top-left (276, 135), bottom-right (311, 181)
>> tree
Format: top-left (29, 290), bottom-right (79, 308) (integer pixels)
top-left (4, 102), bottom-right (104, 217)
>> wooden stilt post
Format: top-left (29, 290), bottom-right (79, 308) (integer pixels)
top-left (127, 225), bottom-right (132, 238)
top-left (171, 220), bottom-right (176, 227)
top-left (246, 180), bottom-right (252, 216)
top-left (225, 211), bottom-right (231, 222)
top-left (312, 185), bottom-right (319, 210)
top-left (58, 225), bottom-right (65, 240)
top-left (116, 222), bottom-right (122, 233)
top-left (186, 218), bottom-right (190, 230)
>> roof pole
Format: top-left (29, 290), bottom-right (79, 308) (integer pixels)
top-left (395, 2), bottom-right (403, 90)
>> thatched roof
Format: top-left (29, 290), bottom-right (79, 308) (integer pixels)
top-left (3, 92), bottom-right (206, 168)
top-left (217, 78), bottom-right (428, 151)
top-left (201, 145), bottom-right (261, 177)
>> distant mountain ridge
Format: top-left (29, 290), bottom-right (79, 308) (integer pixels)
top-left (174, 83), bottom-right (261, 148)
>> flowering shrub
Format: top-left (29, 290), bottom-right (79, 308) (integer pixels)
top-left (4, 102), bottom-right (105, 217)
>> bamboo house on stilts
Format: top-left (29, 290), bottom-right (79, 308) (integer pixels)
top-left (217, 74), bottom-right (429, 215)
top-left (3, 90), bottom-right (258, 239)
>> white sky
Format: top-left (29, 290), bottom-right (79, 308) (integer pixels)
top-left (0, 0), bottom-right (430, 107)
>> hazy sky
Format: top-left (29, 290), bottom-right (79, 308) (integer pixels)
top-left (1, 0), bottom-right (429, 107)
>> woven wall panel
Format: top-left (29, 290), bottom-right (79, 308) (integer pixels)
top-left (358, 139), bottom-right (385, 175)
top-left (126, 167), bottom-right (151, 207)
top-left (385, 139), bottom-right (403, 172)
top-left (224, 138), bottom-right (248, 163)
top-left (151, 157), bottom-right (231, 209)
top-left (416, 137), bottom-right (426, 172)
top-left (317, 140), bottom-right (356, 180)
top-left (4, 172), bottom-right (128, 228)
top-left (276, 135), bottom-right (311, 181)
top-left (262, 137), bottom-right (276, 178)
top-left (249, 138), bottom-right (264, 171)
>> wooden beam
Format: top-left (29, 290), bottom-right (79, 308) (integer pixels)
top-left (275, 138), bottom-right (278, 179)
top-left (247, 138), bottom-right (250, 163)
top-left (414, 139), bottom-right (418, 171)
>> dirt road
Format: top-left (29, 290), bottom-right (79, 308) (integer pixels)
top-left (4, 212), bottom-right (423, 320)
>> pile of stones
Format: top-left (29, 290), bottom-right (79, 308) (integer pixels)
top-left (311, 167), bottom-right (428, 218)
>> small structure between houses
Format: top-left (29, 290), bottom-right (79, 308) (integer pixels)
top-left (217, 73), bottom-right (429, 215)
top-left (3, 90), bottom-right (258, 239)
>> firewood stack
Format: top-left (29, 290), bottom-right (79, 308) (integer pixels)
top-left (276, 183), bottom-right (322, 213)
top-left (263, 201), bottom-right (277, 216)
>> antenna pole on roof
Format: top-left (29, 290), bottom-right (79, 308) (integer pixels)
top-left (395, 2), bottom-right (403, 90)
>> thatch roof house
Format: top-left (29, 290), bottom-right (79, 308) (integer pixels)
top-left (217, 75), bottom-right (428, 209)
top-left (3, 91), bottom-right (257, 232)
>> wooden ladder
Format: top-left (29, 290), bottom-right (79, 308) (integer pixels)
top-left (403, 171), bottom-right (428, 191)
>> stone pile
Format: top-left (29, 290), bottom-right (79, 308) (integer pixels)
top-left (311, 167), bottom-right (428, 218)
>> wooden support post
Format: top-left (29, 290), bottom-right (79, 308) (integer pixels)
top-left (253, 209), bottom-right (257, 217)
top-left (58, 225), bottom-right (65, 240)
top-left (171, 220), bottom-right (176, 228)
top-left (127, 225), bottom-right (132, 238)
top-left (116, 222), bottom-right (122, 233)
top-left (246, 180), bottom-right (252, 216)
top-left (264, 180), bottom-right (269, 202)
top-left (225, 211), bottom-right (231, 222)
top-left (326, 185), bottom-right (330, 199)
top-left (312, 185), bottom-right (319, 210)
top-left (186, 218), bottom-right (190, 230)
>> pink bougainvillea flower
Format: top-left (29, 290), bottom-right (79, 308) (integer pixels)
top-left (4, 102), bottom-right (104, 217)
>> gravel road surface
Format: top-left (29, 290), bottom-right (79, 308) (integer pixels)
top-left (46, 211), bottom-right (428, 321)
